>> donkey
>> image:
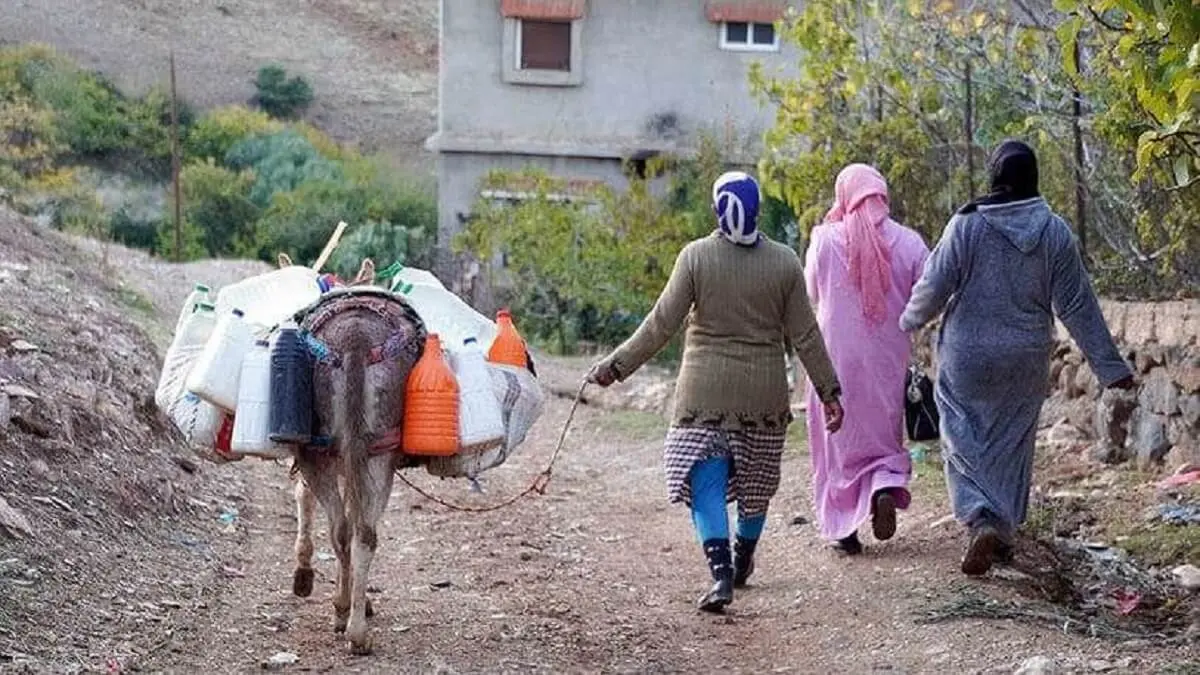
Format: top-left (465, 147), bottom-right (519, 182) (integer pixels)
top-left (281, 257), bottom-right (418, 654)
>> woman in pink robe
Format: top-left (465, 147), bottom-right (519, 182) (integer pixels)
top-left (804, 164), bottom-right (931, 554)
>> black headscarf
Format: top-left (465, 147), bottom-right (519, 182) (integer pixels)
top-left (958, 140), bottom-right (1041, 215)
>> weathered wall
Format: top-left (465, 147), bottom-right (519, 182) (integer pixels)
top-left (1047, 300), bottom-right (1199, 469)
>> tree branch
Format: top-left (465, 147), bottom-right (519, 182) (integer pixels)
top-left (1086, 6), bottom-right (1129, 33)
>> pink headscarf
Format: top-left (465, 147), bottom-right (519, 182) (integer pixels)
top-left (823, 164), bottom-right (894, 325)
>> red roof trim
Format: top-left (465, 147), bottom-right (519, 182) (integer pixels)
top-left (501, 0), bottom-right (586, 21)
top-left (705, 1), bottom-right (787, 23)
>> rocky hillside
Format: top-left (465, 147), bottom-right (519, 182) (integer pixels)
top-left (0, 0), bottom-right (439, 170)
top-left (0, 207), bottom-right (266, 671)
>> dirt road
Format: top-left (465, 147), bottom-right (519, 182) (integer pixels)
top-left (83, 244), bottom-right (1197, 674)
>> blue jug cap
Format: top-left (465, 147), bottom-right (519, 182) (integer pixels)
top-left (232, 308), bottom-right (244, 318)
top-left (464, 337), bottom-right (477, 345)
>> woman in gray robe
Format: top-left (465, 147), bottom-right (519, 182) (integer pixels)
top-left (900, 140), bottom-right (1134, 576)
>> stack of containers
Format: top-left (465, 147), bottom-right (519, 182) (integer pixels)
top-left (186, 308), bottom-right (256, 412)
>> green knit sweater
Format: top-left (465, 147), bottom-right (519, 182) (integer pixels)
top-left (601, 232), bottom-right (841, 431)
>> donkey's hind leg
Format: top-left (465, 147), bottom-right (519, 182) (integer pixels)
top-left (292, 478), bottom-right (317, 597)
top-left (299, 466), bottom-right (353, 633)
top-left (344, 453), bottom-right (396, 655)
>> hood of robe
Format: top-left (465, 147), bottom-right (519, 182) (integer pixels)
top-left (978, 197), bottom-right (1053, 254)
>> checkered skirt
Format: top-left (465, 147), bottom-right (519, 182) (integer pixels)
top-left (664, 426), bottom-right (787, 518)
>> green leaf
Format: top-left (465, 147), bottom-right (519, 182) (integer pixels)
top-left (1056, 16), bottom-right (1083, 77)
top-left (1173, 155), bottom-right (1191, 187)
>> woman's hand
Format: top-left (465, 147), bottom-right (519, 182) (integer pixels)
top-left (822, 399), bottom-right (845, 433)
top-left (586, 361), bottom-right (619, 388)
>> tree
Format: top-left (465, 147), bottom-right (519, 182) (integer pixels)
top-left (750, 0), bottom-right (1067, 241)
top-left (455, 138), bottom-right (742, 354)
top-left (172, 158), bottom-right (261, 258)
top-left (1055, 0), bottom-right (1199, 290)
top-left (753, 0), bottom-right (1197, 296)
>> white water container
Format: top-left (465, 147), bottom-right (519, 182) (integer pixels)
top-left (231, 340), bottom-right (289, 459)
top-left (172, 282), bottom-right (212, 339)
top-left (169, 392), bottom-right (225, 450)
top-left (155, 302), bottom-right (217, 413)
top-left (451, 338), bottom-right (505, 450)
top-left (395, 282), bottom-right (498, 353)
top-left (215, 266), bottom-right (321, 333)
top-left (388, 266), bottom-right (446, 292)
top-left (186, 308), bottom-right (256, 412)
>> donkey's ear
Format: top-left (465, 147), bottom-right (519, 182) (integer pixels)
top-left (277, 253), bottom-right (293, 269)
top-left (353, 258), bottom-right (376, 285)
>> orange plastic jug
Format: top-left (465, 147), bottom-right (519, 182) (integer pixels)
top-left (487, 309), bottom-right (528, 368)
top-left (403, 334), bottom-right (460, 456)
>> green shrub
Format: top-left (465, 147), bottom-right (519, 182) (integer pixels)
top-left (328, 220), bottom-right (429, 280)
top-left (174, 158), bottom-right (261, 258)
top-left (253, 64), bottom-right (314, 119)
top-left (184, 105), bottom-right (281, 162)
top-left (0, 99), bottom-right (62, 178)
top-left (225, 129), bottom-right (342, 207)
top-left (0, 44), bottom-right (184, 179)
top-left (21, 59), bottom-right (128, 157)
top-left (120, 87), bottom-right (194, 175)
top-left (45, 180), bottom-right (108, 238)
top-left (157, 217), bottom-right (207, 262)
top-left (291, 120), bottom-right (352, 161)
top-left (108, 206), bottom-right (160, 252)
top-left (258, 169), bottom-right (436, 267)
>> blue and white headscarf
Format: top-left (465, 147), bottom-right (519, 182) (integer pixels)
top-left (711, 171), bottom-right (762, 247)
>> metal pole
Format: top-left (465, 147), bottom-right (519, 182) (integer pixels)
top-left (170, 50), bottom-right (183, 262)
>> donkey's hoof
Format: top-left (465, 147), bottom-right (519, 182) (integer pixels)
top-left (349, 638), bottom-right (373, 656)
top-left (365, 598), bottom-right (375, 618)
top-left (333, 610), bottom-right (350, 634)
top-left (292, 568), bottom-right (315, 598)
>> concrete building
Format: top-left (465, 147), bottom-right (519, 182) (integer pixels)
top-left (426, 0), bottom-right (798, 294)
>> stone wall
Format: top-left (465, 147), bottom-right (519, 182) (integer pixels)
top-left (1051, 300), bottom-right (1199, 469)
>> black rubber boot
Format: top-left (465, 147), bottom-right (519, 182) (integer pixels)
top-left (994, 541), bottom-right (1015, 566)
top-left (962, 525), bottom-right (1001, 576)
top-left (697, 539), bottom-right (734, 613)
top-left (732, 536), bottom-right (758, 588)
top-left (833, 532), bottom-right (863, 555)
top-left (871, 490), bottom-right (898, 541)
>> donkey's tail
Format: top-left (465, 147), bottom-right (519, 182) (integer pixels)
top-left (332, 327), bottom-right (372, 530)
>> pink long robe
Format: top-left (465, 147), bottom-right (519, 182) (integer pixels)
top-left (804, 220), bottom-right (931, 540)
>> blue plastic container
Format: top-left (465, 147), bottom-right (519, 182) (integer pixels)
top-left (268, 324), bottom-right (314, 444)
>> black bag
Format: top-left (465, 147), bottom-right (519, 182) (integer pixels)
top-left (904, 364), bottom-right (939, 442)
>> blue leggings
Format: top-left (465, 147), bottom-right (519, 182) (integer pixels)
top-left (689, 456), bottom-right (767, 542)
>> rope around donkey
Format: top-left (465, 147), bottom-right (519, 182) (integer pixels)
top-left (394, 380), bottom-right (588, 513)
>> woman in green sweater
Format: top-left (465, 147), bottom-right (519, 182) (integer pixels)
top-left (589, 171), bottom-right (844, 613)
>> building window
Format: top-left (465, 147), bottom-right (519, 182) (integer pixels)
top-left (519, 20), bottom-right (571, 71)
top-left (502, 17), bottom-right (584, 86)
top-left (719, 21), bottom-right (779, 52)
